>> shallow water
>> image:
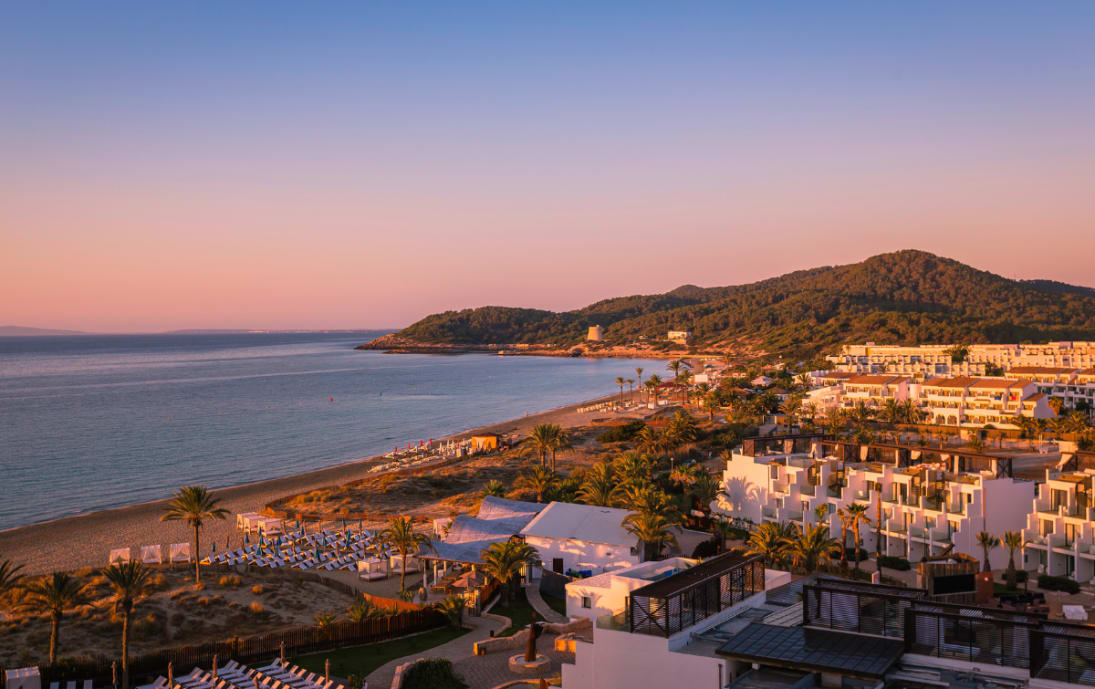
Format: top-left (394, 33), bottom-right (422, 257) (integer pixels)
top-left (0, 332), bottom-right (651, 529)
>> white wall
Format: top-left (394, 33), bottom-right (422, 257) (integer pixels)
top-left (714, 452), bottom-right (772, 522)
top-left (525, 534), bottom-right (639, 575)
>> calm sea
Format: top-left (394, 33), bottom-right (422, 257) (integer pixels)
top-left (0, 332), bottom-right (652, 530)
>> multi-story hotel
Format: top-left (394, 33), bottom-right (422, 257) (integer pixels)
top-left (712, 435), bottom-right (1033, 569)
top-left (829, 342), bottom-right (1095, 379)
top-left (1022, 450), bottom-right (1095, 581)
top-left (560, 550), bottom-right (1095, 688)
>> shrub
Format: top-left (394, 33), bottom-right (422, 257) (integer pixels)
top-left (218, 575), bottom-right (242, 588)
top-left (1038, 574), bottom-right (1080, 594)
top-left (193, 582), bottom-right (206, 591)
top-left (250, 601), bottom-right (264, 614)
top-left (400, 659), bottom-right (467, 689)
top-left (877, 555), bottom-right (911, 571)
top-left (597, 420), bottom-right (646, 443)
top-left (842, 547), bottom-right (869, 562)
top-left (251, 584), bottom-right (264, 595)
top-left (691, 539), bottom-right (720, 559)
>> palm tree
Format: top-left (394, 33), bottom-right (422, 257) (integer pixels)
top-left (615, 452), bottom-right (654, 487)
top-left (578, 462), bottom-right (621, 507)
top-left (747, 522), bottom-right (793, 568)
top-left (621, 485), bottom-right (679, 522)
top-left (690, 473), bottom-right (720, 512)
top-left (976, 531), bottom-right (1000, 573)
top-left (436, 594), bottom-right (466, 629)
top-left (945, 344), bottom-right (970, 365)
top-left (347, 598), bottom-right (386, 622)
top-left (646, 374), bottom-right (662, 404)
top-left (843, 504), bottom-right (871, 573)
top-left (711, 520), bottom-right (739, 553)
top-left (636, 426), bottom-right (664, 458)
top-left (783, 394), bottom-right (803, 433)
top-left (703, 390), bottom-right (721, 421)
top-left (616, 377), bottom-right (626, 404)
top-left (635, 367), bottom-right (644, 401)
top-left (160, 485), bottom-right (228, 583)
top-left (516, 464), bottom-right (558, 503)
top-left (622, 511), bottom-right (679, 561)
top-left (481, 540), bottom-right (539, 606)
top-left (836, 509), bottom-right (851, 569)
top-left (380, 516), bottom-right (433, 593)
top-left (20, 572), bottom-right (86, 664)
top-left (0, 558), bottom-right (24, 601)
top-left (103, 561), bottom-right (152, 689)
top-left (626, 378), bottom-right (635, 401)
top-left (790, 524), bottom-right (840, 574)
top-left (667, 359), bottom-right (683, 381)
top-left (524, 424), bottom-right (558, 466)
top-left (548, 429), bottom-right (573, 473)
top-left (667, 410), bottom-right (700, 453)
top-left (481, 480), bottom-right (506, 498)
top-left (1003, 531), bottom-right (1023, 590)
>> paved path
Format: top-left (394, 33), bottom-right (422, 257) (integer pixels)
top-left (364, 612), bottom-right (508, 689)
top-left (524, 583), bottom-right (568, 623)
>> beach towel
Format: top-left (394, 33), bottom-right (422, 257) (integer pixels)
top-left (170, 542), bottom-right (191, 563)
top-left (141, 544), bottom-right (163, 564)
top-left (109, 547), bottom-right (132, 565)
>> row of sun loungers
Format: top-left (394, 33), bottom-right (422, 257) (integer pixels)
top-left (140, 659), bottom-right (354, 689)
top-left (47, 681), bottom-right (92, 689)
top-left (203, 529), bottom-right (389, 573)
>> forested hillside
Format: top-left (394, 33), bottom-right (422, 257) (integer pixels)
top-left (375, 251), bottom-right (1095, 357)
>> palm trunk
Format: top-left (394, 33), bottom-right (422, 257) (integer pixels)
top-left (876, 499), bottom-right (883, 559)
top-left (1006, 553), bottom-right (1017, 590)
top-left (194, 524), bottom-right (201, 583)
top-left (121, 609), bottom-right (131, 689)
top-left (49, 611), bottom-right (60, 664)
top-left (853, 529), bottom-right (861, 573)
top-left (551, 449), bottom-right (556, 474)
top-left (840, 525), bottom-right (848, 569)
top-left (400, 552), bottom-right (407, 592)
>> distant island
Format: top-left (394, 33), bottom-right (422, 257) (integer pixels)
top-left (358, 250), bottom-right (1095, 361)
top-left (0, 326), bottom-right (89, 336)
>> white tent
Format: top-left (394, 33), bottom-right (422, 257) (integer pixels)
top-left (141, 544), bottom-right (163, 564)
top-left (109, 547), bottom-right (132, 565)
top-left (170, 542), bottom-right (191, 563)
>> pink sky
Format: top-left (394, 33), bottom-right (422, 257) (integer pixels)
top-left (3, 3), bottom-right (1094, 332)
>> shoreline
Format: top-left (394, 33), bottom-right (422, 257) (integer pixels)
top-left (0, 391), bottom-right (629, 575)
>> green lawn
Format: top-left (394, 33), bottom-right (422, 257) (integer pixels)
top-left (290, 625), bottom-right (469, 680)
top-left (490, 588), bottom-right (536, 636)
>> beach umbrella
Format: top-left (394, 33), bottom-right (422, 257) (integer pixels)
top-left (244, 532), bottom-right (250, 544)
top-left (358, 519), bottom-right (364, 531)
top-left (342, 518), bottom-right (347, 530)
top-left (211, 541), bottom-right (217, 553)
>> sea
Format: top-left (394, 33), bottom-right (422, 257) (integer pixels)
top-left (0, 332), bottom-right (653, 531)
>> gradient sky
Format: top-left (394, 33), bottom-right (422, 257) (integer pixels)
top-left (2, 2), bottom-right (1094, 332)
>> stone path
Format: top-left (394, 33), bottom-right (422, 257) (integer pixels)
top-left (364, 612), bottom-right (508, 689)
top-left (524, 583), bottom-right (568, 623)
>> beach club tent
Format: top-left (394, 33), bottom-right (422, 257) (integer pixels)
top-left (141, 544), bottom-right (163, 564)
top-left (421, 496), bottom-right (545, 567)
top-left (108, 548), bottom-right (132, 565)
top-left (170, 542), bottom-right (191, 563)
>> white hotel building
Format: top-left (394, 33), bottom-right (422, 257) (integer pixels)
top-left (712, 437), bottom-right (1033, 569)
top-left (829, 341), bottom-right (1095, 379)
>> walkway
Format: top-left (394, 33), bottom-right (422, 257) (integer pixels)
top-left (524, 583), bottom-right (568, 623)
top-left (364, 611), bottom-right (508, 689)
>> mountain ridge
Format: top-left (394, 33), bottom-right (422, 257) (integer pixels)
top-left (361, 250), bottom-right (1095, 358)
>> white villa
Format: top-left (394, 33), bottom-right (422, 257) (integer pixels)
top-left (520, 501), bottom-right (640, 576)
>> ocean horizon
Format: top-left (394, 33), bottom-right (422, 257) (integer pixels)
top-left (0, 332), bottom-right (653, 531)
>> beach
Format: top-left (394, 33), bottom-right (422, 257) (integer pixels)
top-left (0, 392), bottom-right (627, 575)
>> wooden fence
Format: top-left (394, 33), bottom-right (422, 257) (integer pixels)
top-left (18, 608), bottom-right (445, 689)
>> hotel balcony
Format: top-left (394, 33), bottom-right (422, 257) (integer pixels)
top-left (930, 527), bottom-right (952, 542)
top-left (884, 519), bottom-right (907, 534)
top-left (762, 506), bottom-right (779, 521)
top-left (771, 481), bottom-right (789, 494)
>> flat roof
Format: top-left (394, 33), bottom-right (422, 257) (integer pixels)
top-left (716, 623), bottom-right (903, 679)
top-left (629, 550), bottom-right (761, 599)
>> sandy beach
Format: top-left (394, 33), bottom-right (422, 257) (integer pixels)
top-left (0, 392), bottom-right (629, 575)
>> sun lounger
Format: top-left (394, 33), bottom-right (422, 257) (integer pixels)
top-left (66, 679), bottom-right (77, 689)
top-left (84, 680), bottom-right (93, 689)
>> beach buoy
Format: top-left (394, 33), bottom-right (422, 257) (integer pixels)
top-left (329, 397), bottom-right (334, 402)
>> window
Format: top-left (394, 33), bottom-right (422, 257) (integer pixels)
top-left (582, 596), bottom-right (592, 609)
top-left (1042, 519), bottom-right (1054, 536)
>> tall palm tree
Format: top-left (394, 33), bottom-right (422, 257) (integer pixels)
top-left (645, 374), bottom-right (662, 404)
top-left (976, 531), bottom-right (1000, 573)
top-left (0, 558), bottom-right (24, 601)
top-left (667, 410), bottom-right (700, 452)
top-left (615, 377), bottom-right (626, 404)
top-left (1003, 531), bottom-right (1023, 590)
top-left (621, 485), bottom-right (678, 522)
top-left (615, 452), bottom-right (653, 488)
top-left (711, 520), bottom-right (739, 553)
top-left (160, 485), bottom-right (228, 583)
top-left (690, 473), bottom-right (720, 512)
top-left (622, 511), bottom-right (679, 561)
top-left (783, 394), bottom-right (803, 433)
top-left (481, 540), bottom-right (539, 606)
top-left (578, 462), bottom-right (621, 507)
top-left (524, 424), bottom-right (558, 466)
top-left (704, 390), bottom-right (721, 421)
top-left (103, 561), bottom-right (152, 689)
top-left (636, 426), bottom-right (664, 458)
top-left (843, 504), bottom-right (871, 573)
top-left (790, 524), bottom-right (840, 574)
top-left (20, 572), bottom-right (86, 664)
top-left (380, 516), bottom-right (434, 592)
top-left (626, 378), bottom-right (635, 401)
top-left (747, 521), bottom-right (793, 568)
top-left (516, 464), bottom-right (558, 503)
top-left (634, 367), bottom-right (644, 401)
top-left (548, 429), bottom-right (573, 473)
top-left (836, 509), bottom-right (851, 569)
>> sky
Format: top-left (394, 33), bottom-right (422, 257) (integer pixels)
top-left (2, 2), bottom-right (1094, 332)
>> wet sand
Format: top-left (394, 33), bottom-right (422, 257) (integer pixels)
top-left (0, 392), bottom-right (632, 574)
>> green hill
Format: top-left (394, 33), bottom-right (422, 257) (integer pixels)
top-left (369, 250), bottom-right (1095, 358)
